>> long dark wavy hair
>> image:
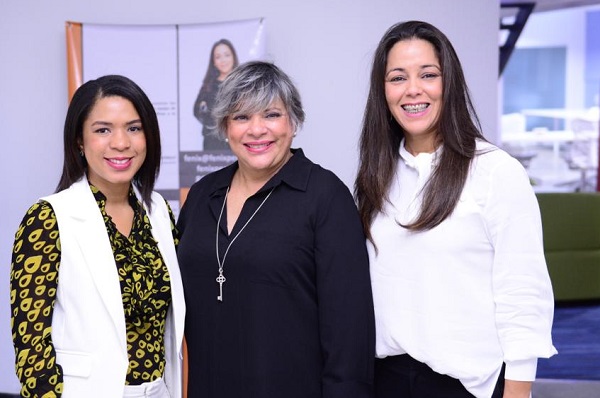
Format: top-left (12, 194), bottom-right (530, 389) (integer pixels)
top-left (355, 20), bottom-right (486, 244)
top-left (56, 75), bottom-right (161, 210)
top-left (201, 39), bottom-right (239, 90)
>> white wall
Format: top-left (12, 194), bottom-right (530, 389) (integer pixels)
top-left (0, 0), bottom-right (498, 393)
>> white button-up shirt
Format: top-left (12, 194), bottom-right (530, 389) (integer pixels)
top-left (369, 139), bottom-right (557, 398)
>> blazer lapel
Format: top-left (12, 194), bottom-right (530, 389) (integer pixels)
top-left (143, 190), bottom-right (186, 353)
top-left (68, 179), bottom-right (127, 351)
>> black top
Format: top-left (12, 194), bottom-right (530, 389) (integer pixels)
top-left (177, 148), bottom-right (375, 398)
top-left (193, 78), bottom-right (219, 132)
top-left (192, 78), bottom-right (230, 150)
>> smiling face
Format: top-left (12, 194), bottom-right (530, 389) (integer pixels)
top-left (225, 97), bottom-right (294, 180)
top-left (213, 43), bottom-right (235, 79)
top-left (81, 96), bottom-right (147, 195)
top-left (384, 38), bottom-right (443, 153)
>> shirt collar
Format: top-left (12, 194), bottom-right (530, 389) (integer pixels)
top-left (207, 148), bottom-right (312, 198)
top-left (89, 182), bottom-right (142, 212)
top-left (399, 138), bottom-right (443, 170)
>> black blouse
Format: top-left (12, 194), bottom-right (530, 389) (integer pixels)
top-left (177, 148), bottom-right (375, 398)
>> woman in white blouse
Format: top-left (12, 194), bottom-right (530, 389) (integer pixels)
top-left (354, 20), bottom-right (557, 398)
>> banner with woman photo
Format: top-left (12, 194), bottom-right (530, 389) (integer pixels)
top-left (66, 18), bottom-right (267, 213)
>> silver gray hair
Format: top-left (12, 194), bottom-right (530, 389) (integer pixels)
top-left (212, 61), bottom-right (305, 138)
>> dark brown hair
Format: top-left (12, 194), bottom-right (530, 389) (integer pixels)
top-left (355, 20), bottom-right (485, 244)
top-left (56, 75), bottom-right (161, 210)
top-left (201, 39), bottom-right (239, 90)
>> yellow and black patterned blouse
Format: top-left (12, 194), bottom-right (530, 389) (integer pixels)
top-left (9, 184), bottom-right (178, 398)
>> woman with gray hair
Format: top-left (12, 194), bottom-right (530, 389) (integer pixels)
top-left (177, 61), bottom-right (375, 398)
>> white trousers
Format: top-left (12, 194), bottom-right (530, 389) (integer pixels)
top-left (122, 377), bottom-right (170, 398)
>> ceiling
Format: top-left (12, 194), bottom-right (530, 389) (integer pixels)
top-left (501, 0), bottom-right (600, 13)
top-left (498, 0), bottom-right (600, 74)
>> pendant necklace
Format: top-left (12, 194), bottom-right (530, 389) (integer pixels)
top-left (215, 185), bottom-right (275, 302)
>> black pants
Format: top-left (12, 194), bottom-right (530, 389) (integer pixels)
top-left (375, 354), bottom-right (505, 398)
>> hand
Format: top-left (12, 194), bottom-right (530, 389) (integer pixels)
top-left (503, 379), bottom-right (532, 398)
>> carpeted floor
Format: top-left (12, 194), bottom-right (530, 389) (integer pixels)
top-left (536, 301), bottom-right (600, 380)
top-left (533, 379), bottom-right (600, 398)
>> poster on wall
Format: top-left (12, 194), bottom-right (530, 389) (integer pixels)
top-left (66, 18), bottom-right (267, 214)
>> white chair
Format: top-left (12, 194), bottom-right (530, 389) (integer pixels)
top-left (561, 118), bottom-right (598, 191)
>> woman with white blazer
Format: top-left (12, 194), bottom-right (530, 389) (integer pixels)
top-left (10, 75), bottom-right (185, 398)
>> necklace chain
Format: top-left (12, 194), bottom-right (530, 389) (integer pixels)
top-left (215, 186), bottom-right (275, 301)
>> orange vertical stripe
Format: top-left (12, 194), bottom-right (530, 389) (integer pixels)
top-left (65, 21), bottom-right (83, 102)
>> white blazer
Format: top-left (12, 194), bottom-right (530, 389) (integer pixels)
top-left (43, 177), bottom-right (185, 398)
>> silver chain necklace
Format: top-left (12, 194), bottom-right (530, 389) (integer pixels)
top-left (215, 186), bottom-right (275, 302)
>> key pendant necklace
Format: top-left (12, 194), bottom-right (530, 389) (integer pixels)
top-left (215, 186), bottom-right (275, 302)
